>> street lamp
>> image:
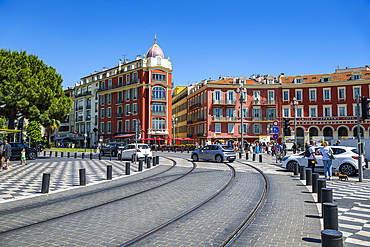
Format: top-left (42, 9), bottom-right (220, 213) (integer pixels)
top-left (172, 116), bottom-right (178, 151)
top-left (290, 97), bottom-right (298, 152)
top-left (84, 132), bottom-right (87, 152)
top-left (237, 83), bottom-right (247, 155)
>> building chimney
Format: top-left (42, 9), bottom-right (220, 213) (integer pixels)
top-left (119, 59), bottom-right (122, 71)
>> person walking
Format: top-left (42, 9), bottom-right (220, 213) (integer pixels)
top-left (0, 141), bottom-right (3, 169)
top-left (2, 140), bottom-right (12, 170)
top-left (307, 140), bottom-right (317, 173)
top-left (319, 141), bottom-right (333, 180)
top-left (20, 148), bottom-right (27, 165)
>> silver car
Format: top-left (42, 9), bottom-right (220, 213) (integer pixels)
top-left (191, 145), bottom-right (236, 163)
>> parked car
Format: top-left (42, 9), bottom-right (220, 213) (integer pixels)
top-left (9, 142), bottom-right (37, 160)
top-left (117, 144), bottom-right (152, 160)
top-left (281, 146), bottom-right (366, 176)
top-left (100, 142), bottom-right (127, 157)
top-left (191, 145), bottom-right (236, 163)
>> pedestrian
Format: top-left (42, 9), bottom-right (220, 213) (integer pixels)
top-left (335, 140), bottom-right (341, 146)
top-left (271, 144), bottom-right (276, 156)
top-left (292, 142), bottom-right (296, 154)
top-left (0, 141), bottom-right (3, 169)
top-left (307, 140), bottom-right (317, 173)
top-left (20, 148), bottom-right (27, 165)
top-left (2, 140), bottom-right (11, 170)
top-left (319, 141), bottom-right (333, 180)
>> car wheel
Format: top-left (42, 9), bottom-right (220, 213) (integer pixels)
top-left (100, 150), bottom-right (104, 156)
top-left (339, 163), bottom-right (356, 176)
top-left (287, 161), bottom-right (296, 171)
top-left (215, 155), bottom-right (223, 163)
top-left (28, 152), bottom-right (36, 160)
top-left (118, 154), bottom-right (121, 160)
top-left (192, 154), bottom-right (199, 162)
top-left (112, 151), bottom-right (117, 157)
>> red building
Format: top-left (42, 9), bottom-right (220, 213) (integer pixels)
top-left (88, 39), bottom-right (173, 143)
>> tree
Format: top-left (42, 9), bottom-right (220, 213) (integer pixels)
top-left (25, 120), bottom-right (42, 148)
top-left (0, 49), bottom-right (72, 141)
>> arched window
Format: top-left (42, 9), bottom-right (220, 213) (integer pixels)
top-left (338, 127), bottom-right (348, 137)
top-left (152, 117), bottom-right (165, 130)
top-left (323, 127), bottom-right (333, 137)
top-left (309, 127), bottom-right (318, 137)
top-left (157, 57), bottom-right (161, 65)
top-left (152, 87), bottom-right (166, 100)
top-left (353, 127), bottom-right (364, 138)
top-left (296, 127), bottom-right (304, 137)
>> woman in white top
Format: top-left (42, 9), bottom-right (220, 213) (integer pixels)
top-left (319, 141), bottom-right (333, 180)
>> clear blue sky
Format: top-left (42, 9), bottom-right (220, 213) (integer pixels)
top-left (1, 0), bottom-right (369, 89)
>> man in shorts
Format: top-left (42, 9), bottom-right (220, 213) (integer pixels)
top-left (2, 140), bottom-right (11, 170)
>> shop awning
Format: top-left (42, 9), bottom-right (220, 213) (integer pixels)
top-left (113, 133), bottom-right (135, 139)
top-left (0, 129), bottom-right (21, 134)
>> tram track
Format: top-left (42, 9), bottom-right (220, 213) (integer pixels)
top-left (0, 157), bottom-right (195, 235)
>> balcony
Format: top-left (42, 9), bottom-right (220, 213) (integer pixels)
top-left (252, 100), bottom-right (276, 105)
top-left (152, 111), bottom-right (166, 116)
top-left (187, 133), bottom-right (193, 138)
top-left (86, 116), bottom-right (91, 121)
top-left (213, 116), bottom-right (237, 121)
top-left (152, 97), bottom-right (166, 101)
top-left (197, 117), bottom-right (205, 122)
top-left (226, 100), bottom-right (237, 105)
top-left (212, 99), bottom-right (236, 105)
top-left (86, 105), bottom-right (91, 109)
top-left (213, 116), bottom-right (223, 121)
top-left (114, 83), bottom-right (124, 89)
top-left (77, 116), bottom-right (83, 122)
top-left (77, 106), bottom-right (84, 111)
top-left (197, 133), bottom-right (204, 137)
top-left (75, 91), bottom-right (92, 98)
top-left (226, 116), bottom-right (237, 121)
top-left (147, 129), bottom-right (169, 135)
top-left (98, 86), bottom-right (113, 92)
top-left (187, 120), bottom-right (193, 124)
top-left (129, 79), bottom-right (140, 85)
top-left (116, 99), bottom-right (123, 104)
top-left (252, 116), bottom-right (277, 121)
top-left (189, 103), bottom-right (201, 110)
top-left (116, 113), bottom-right (123, 118)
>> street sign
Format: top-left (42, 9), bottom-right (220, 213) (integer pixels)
top-left (273, 121), bottom-right (278, 126)
top-left (272, 127), bottom-right (279, 133)
top-left (273, 134), bottom-right (278, 139)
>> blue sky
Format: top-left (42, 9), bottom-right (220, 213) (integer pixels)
top-left (1, 0), bottom-right (369, 89)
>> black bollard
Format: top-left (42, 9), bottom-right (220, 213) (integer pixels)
top-left (90, 153), bottom-right (92, 160)
top-left (79, 168), bottom-right (86, 186)
top-left (187, 149), bottom-right (189, 153)
top-left (55, 152), bottom-right (58, 157)
top-left (312, 173), bottom-right (320, 193)
top-left (293, 162), bottom-right (299, 175)
top-left (120, 152), bottom-right (123, 162)
top-left (162, 148), bottom-right (163, 152)
top-left (109, 148), bottom-right (112, 161)
top-left (259, 154), bottom-right (262, 163)
top-left (366, 158), bottom-right (369, 169)
top-left (318, 179), bottom-right (326, 203)
top-left (68, 152), bottom-right (70, 158)
top-left (125, 162), bottom-right (130, 175)
top-left (147, 158), bottom-right (151, 169)
top-left (44, 151), bottom-right (46, 156)
top-left (61, 152), bottom-right (63, 158)
top-left (153, 157), bottom-right (156, 167)
top-left (138, 160), bottom-right (143, 171)
top-left (82, 153), bottom-right (85, 159)
top-left (168, 148), bottom-right (170, 152)
top-left (144, 155), bottom-right (148, 164)
top-left (306, 168), bottom-right (312, 185)
top-left (300, 165), bottom-right (306, 180)
top-left (107, 165), bottom-right (112, 180)
top-left (50, 151), bottom-right (52, 156)
top-left (246, 152), bottom-right (249, 160)
top-left (322, 188), bottom-right (333, 206)
top-left (323, 203), bottom-right (339, 230)
top-left (74, 152), bottom-right (77, 159)
top-left (253, 153), bottom-right (256, 161)
top-left (99, 153), bottom-right (101, 160)
top-left (174, 147), bottom-right (176, 153)
top-left (156, 156), bottom-right (159, 165)
top-left (239, 152), bottom-right (242, 159)
top-left (321, 229), bottom-right (343, 247)
top-left (41, 173), bottom-right (50, 193)
top-left (181, 148), bottom-right (184, 153)
top-left (132, 154), bottom-right (135, 163)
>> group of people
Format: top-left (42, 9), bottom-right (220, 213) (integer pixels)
top-left (0, 140), bottom-right (28, 170)
top-left (306, 140), bottom-right (335, 180)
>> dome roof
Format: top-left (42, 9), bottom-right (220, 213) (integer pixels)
top-left (146, 37), bottom-right (164, 58)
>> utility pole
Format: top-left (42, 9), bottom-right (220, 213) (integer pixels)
top-left (357, 95), bottom-right (363, 182)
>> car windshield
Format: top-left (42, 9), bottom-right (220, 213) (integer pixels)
top-left (117, 143), bottom-right (126, 147)
top-left (138, 145), bottom-right (149, 149)
top-left (221, 146), bottom-right (233, 150)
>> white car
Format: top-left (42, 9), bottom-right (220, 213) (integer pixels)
top-left (117, 144), bottom-right (152, 160)
top-left (281, 146), bottom-right (366, 176)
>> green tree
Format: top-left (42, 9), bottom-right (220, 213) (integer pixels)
top-left (25, 120), bottom-right (42, 148)
top-left (0, 49), bottom-right (72, 142)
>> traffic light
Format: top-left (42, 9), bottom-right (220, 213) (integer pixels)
top-left (361, 97), bottom-right (370, 120)
top-left (283, 118), bottom-right (290, 130)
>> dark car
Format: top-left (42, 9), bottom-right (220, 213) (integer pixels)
top-left (9, 142), bottom-right (37, 160)
top-left (100, 142), bottom-right (127, 157)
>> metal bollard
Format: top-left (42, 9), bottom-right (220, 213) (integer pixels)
top-left (132, 155), bottom-right (135, 163)
top-left (318, 179), bottom-right (326, 203)
top-left (187, 149), bottom-right (189, 153)
top-left (147, 158), bottom-right (151, 169)
top-left (107, 165), bottom-right (112, 180)
top-left (253, 153), bottom-right (256, 161)
top-left (99, 153), bottom-right (101, 160)
top-left (312, 173), bottom-right (319, 193)
top-left (44, 151), bottom-right (46, 156)
top-left (181, 148), bottom-right (184, 153)
top-left (145, 155), bottom-right (148, 164)
top-left (110, 148), bottom-right (112, 161)
top-left (366, 158), bottom-right (369, 169)
top-left (138, 160), bottom-right (143, 171)
top-left (168, 148), bottom-right (170, 152)
top-left (125, 162), bottom-right (130, 175)
top-left (55, 152), bottom-right (58, 157)
top-left (174, 147), bottom-right (176, 153)
top-left (306, 168), bottom-right (312, 185)
top-left (79, 168), bottom-right (86, 186)
top-left (246, 152), bottom-right (249, 160)
top-left (322, 188), bottom-right (333, 206)
top-left (153, 157), bottom-right (156, 167)
top-left (259, 154), bottom-right (262, 162)
top-left (156, 156), bottom-right (159, 165)
top-left (321, 229), bottom-right (343, 247)
top-left (74, 152), bottom-right (77, 159)
top-left (323, 203), bottom-right (339, 230)
top-left (293, 162), bottom-right (299, 175)
top-left (90, 153), bottom-right (92, 160)
top-left (50, 151), bottom-right (52, 156)
top-left (120, 152), bottom-right (123, 162)
top-left (68, 152), bottom-right (70, 158)
top-left (61, 152), bottom-right (63, 158)
top-left (239, 152), bottom-right (242, 159)
top-left (300, 166), bottom-right (306, 180)
top-left (41, 173), bottom-right (50, 193)
top-left (82, 153), bottom-right (85, 159)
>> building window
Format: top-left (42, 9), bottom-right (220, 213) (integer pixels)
top-left (338, 88), bottom-right (345, 100)
top-left (100, 108), bottom-right (105, 119)
top-left (152, 102), bottom-right (166, 114)
top-left (295, 78), bottom-right (303, 84)
top-left (310, 90), bottom-right (316, 101)
top-left (253, 91), bottom-right (260, 103)
top-left (117, 121), bottom-right (122, 133)
top-left (353, 87), bottom-right (361, 99)
top-left (107, 122), bottom-right (111, 133)
top-left (215, 123), bottom-right (221, 133)
top-left (124, 104), bottom-right (130, 115)
top-left (253, 108), bottom-right (261, 118)
top-left (125, 120), bottom-right (130, 132)
top-left (132, 72), bottom-right (138, 83)
top-left (339, 106), bottom-right (346, 117)
top-left (118, 77), bottom-right (123, 85)
top-left (226, 108), bottom-right (235, 118)
top-left (131, 120), bottom-right (137, 132)
top-left (253, 124), bottom-right (262, 134)
top-left (100, 95), bottom-right (105, 105)
top-left (268, 91), bottom-right (274, 103)
top-left (239, 124), bottom-right (249, 134)
top-left (108, 79), bottom-right (112, 89)
top-left (324, 106), bottom-right (331, 117)
top-left (107, 107), bottom-right (112, 118)
top-left (214, 91), bottom-right (222, 101)
top-left (152, 117), bottom-right (165, 129)
top-left (295, 90), bottom-right (302, 101)
top-left (107, 93), bottom-right (112, 104)
top-left (132, 88), bottom-right (138, 99)
top-left (283, 108), bottom-right (289, 118)
top-left (227, 91), bottom-right (235, 101)
top-left (213, 108), bottom-right (222, 117)
top-left (152, 73), bottom-right (166, 82)
top-left (100, 122), bottom-right (105, 133)
top-left (324, 89), bottom-right (330, 100)
top-left (152, 87), bottom-right (166, 100)
top-left (132, 103), bottom-right (138, 114)
top-left (126, 74), bottom-right (130, 84)
top-left (228, 123), bottom-right (234, 133)
top-left (296, 108), bottom-right (302, 118)
top-left (310, 107), bottom-right (317, 117)
top-left (283, 90), bottom-right (289, 101)
top-left (125, 89), bottom-right (130, 101)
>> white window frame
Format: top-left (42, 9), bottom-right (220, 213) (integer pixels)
top-left (252, 124), bottom-right (262, 134)
top-left (353, 104), bottom-right (361, 117)
top-left (133, 103), bottom-right (138, 114)
top-left (283, 90), bottom-right (289, 102)
top-left (309, 105), bottom-right (317, 117)
top-left (337, 104), bottom-right (347, 117)
top-left (100, 108), bottom-right (105, 119)
top-left (215, 123), bottom-right (221, 133)
top-left (107, 107), bottom-right (112, 118)
top-left (295, 89), bottom-right (303, 101)
top-left (117, 120), bottom-right (122, 133)
top-left (125, 120), bottom-right (130, 132)
top-left (100, 122), bottom-right (105, 133)
top-left (296, 106), bottom-right (304, 118)
top-left (107, 121), bottom-right (111, 133)
top-left (283, 106), bottom-right (290, 118)
top-left (228, 123), bottom-right (234, 133)
top-left (323, 105), bottom-right (332, 117)
top-left (353, 86), bottom-right (361, 99)
top-left (323, 88), bottom-right (331, 100)
top-left (338, 87), bottom-right (346, 100)
top-left (309, 89), bottom-right (316, 101)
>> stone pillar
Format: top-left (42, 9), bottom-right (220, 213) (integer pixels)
top-left (304, 130), bottom-right (310, 145)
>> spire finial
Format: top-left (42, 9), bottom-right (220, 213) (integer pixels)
top-left (155, 34), bottom-right (157, 44)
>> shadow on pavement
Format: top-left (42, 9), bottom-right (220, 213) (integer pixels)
top-left (302, 237), bottom-right (321, 243)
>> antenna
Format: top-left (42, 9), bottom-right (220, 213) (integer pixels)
top-left (122, 54), bottom-right (128, 62)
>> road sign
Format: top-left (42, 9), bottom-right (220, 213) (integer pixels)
top-left (273, 134), bottom-right (278, 139)
top-left (272, 127), bottom-right (279, 133)
top-left (273, 121), bottom-right (278, 126)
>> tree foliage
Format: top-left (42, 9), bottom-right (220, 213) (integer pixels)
top-left (25, 120), bottom-right (42, 148)
top-left (0, 49), bottom-right (72, 140)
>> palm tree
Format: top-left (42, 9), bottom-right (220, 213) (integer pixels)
top-left (45, 119), bottom-right (60, 148)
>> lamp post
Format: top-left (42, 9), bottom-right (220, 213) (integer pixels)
top-left (237, 84), bottom-right (247, 155)
top-left (84, 133), bottom-right (87, 152)
top-left (172, 116), bottom-right (178, 151)
top-left (291, 97), bottom-right (298, 151)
